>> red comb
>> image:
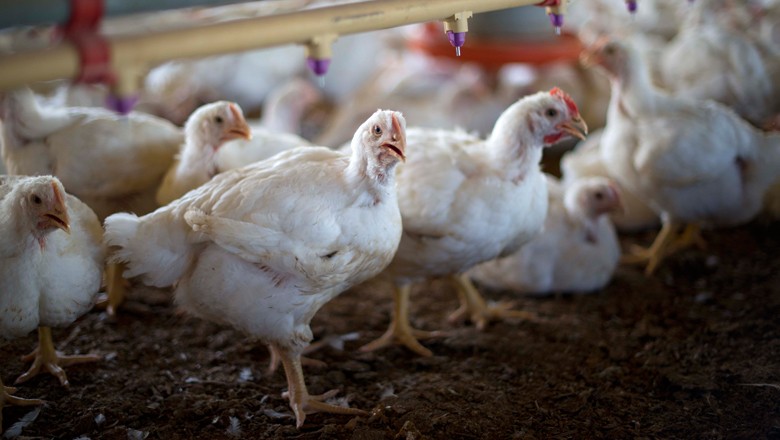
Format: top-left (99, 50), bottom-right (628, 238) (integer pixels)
top-left (550, 87), bottom-right (579, 115)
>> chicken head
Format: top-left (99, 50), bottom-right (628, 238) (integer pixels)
top-left (566, 177), bottom-right (624, 220)
top-left (186, 101), bottom-right (252, 154)
top-left (527, 88), bottom-right (589, 147)
top-left (20, 177), bottom-right (71, 238)
top-left (580, 39), bottom-right (631, 80)
top-left (352, 109), bottom-right (407, 181)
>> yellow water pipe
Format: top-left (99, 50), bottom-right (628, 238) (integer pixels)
top-left (0, 0), bottom-right (546, 93)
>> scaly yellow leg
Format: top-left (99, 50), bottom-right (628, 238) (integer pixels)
top-left (265, 344), bottom-right (327, 376)
top-left (358, 284), bottom-right (445, 357)
top-left (669, 223), bottom-right (707, 253)
top-left (622, 221), bottom-right (700, 275)
top-left (276, 345), bottom-right (366, 428)
top-left (94, 262), bottom-right (129, 317)
top-left (447, 273), bottom-right (538, 330)
top-left (15, 327), bottom-right (101, 387)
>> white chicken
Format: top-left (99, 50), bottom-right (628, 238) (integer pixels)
top-left (359, 88), bottom-right (588, 357)
top-left (468, 175), bottom-right (622, 295)
top-left (156, 99), bottom-right (318, 206)
top-left (659, 0), bottom-right (775, 125)
top-left (0, 87), bottom-right (183, 316)
top-left (0, 87), bottom-right (183, 219)
top-left (0, 175), bottom-right (104, 393)
top-left (104, 110), bottom-right (407, 428)
top-left (582, 38), bottom-right (780, 274)
top-left (155, 101), bottom-right (252, 206)
top-left (216, 79), bottom-right (319, 172)
top-left (560, 128), bottom-right (659, 232)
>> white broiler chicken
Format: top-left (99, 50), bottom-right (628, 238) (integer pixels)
top-left (216, 79), bottom-right (319, 172)
top-left (156, 99), bottom-right (317, 206)
top-left (468, 175), bottom-right (622, 295)
top-left (659, 0), bottom-right (775, 125)
top-left (0, 176), bottom-right (104, 394)
top-left (0, 87), bottom-right (183, 219)
top-left (360, 88), bottom-right (588, 357)
top-left (155, 101), bottom-right (252, 205)
top-left (1, 87), bottom-right (183, 317)
top-left (104, 110), bottom-right (407, 428)
top-left (560, 128), bottom-right (659, 232)
top-left (582, 38), bottom-right (780, 274)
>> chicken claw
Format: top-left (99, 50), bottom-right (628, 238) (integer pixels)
top-left (15, 327), bottom-right (101, 387)
top-left (447, 274), bottom-right (539, 330)
top-left (0, 377), bottom-right (43, 435)
top-left (668, 223), bottom-right (707, 253)
top-left (621, 221), bottom-right (704, 275)
top-left (359, 284), bottom-right (446, 357)
top-left (276, 345), bottom-right (366, 428)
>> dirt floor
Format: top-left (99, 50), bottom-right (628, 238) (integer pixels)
top-left (3, 215), bottom-right (780, 439)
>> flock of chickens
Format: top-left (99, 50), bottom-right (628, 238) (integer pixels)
top-left (2, 0), bottom-right (780, 432)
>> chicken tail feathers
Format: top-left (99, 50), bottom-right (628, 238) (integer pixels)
top-left (104, 211), bottom-right (192, 288)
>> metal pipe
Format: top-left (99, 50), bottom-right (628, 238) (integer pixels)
top-left (0, 0), bottom-right (260, 29)
top-left (0, 0), bottom-right (544, 92)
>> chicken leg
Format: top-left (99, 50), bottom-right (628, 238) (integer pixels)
top-left (15, 327), bottom-right (101, 387)
top-left (447, 273), bottom-right (538, 330)
top-left (668, 223), bottom-right (707, 253)
top-left (95, 262), bottom-right (128, 317)
top-left (0, 375), bottom-right (43, 435)
top-left (358, 284), bottom-right (444, 357)
top-left (266, 344), bottom-right (327, 376)
top-left (621, 221), bottom-right (704, 275)
top-left (275, 345), bottom-right (366, 428)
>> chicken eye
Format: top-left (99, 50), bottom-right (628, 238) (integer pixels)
top-left (215, 116), bottom-right (224, 124)
top-left (545, 108), bottom-right (558, 118)
top-left (31, 195), bottom-right (42, 205)
top-left (594, 191), bottom-right (604, 200)
top-left (373, 125), bottom-right (382, 136)
top-left (604, 45), bottom-right (616, 55)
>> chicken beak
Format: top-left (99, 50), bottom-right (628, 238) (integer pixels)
top-left (559, 116), bottom-right (589, 141)
top-left (384, 113), bottom-right (406, 162)
top-left (221, 103), bottom-right (252, 142)
top-left (43, 183), bottom-right (70, 234)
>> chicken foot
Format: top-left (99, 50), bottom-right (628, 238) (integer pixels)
top-left (668, 223), bottom-right (707, 253)
top-left (0, 375), bottom-right (43, 435)
top-left (359, 284), bottom-right (445, 357)
top-left (276, 345), bottom-right (367, 428)
top-left (15, 327), bottom-right (101, 387)
top-left (447, 273), bottom-right (539, 330)
top-left (622, 221), bottom-right (703, 275)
